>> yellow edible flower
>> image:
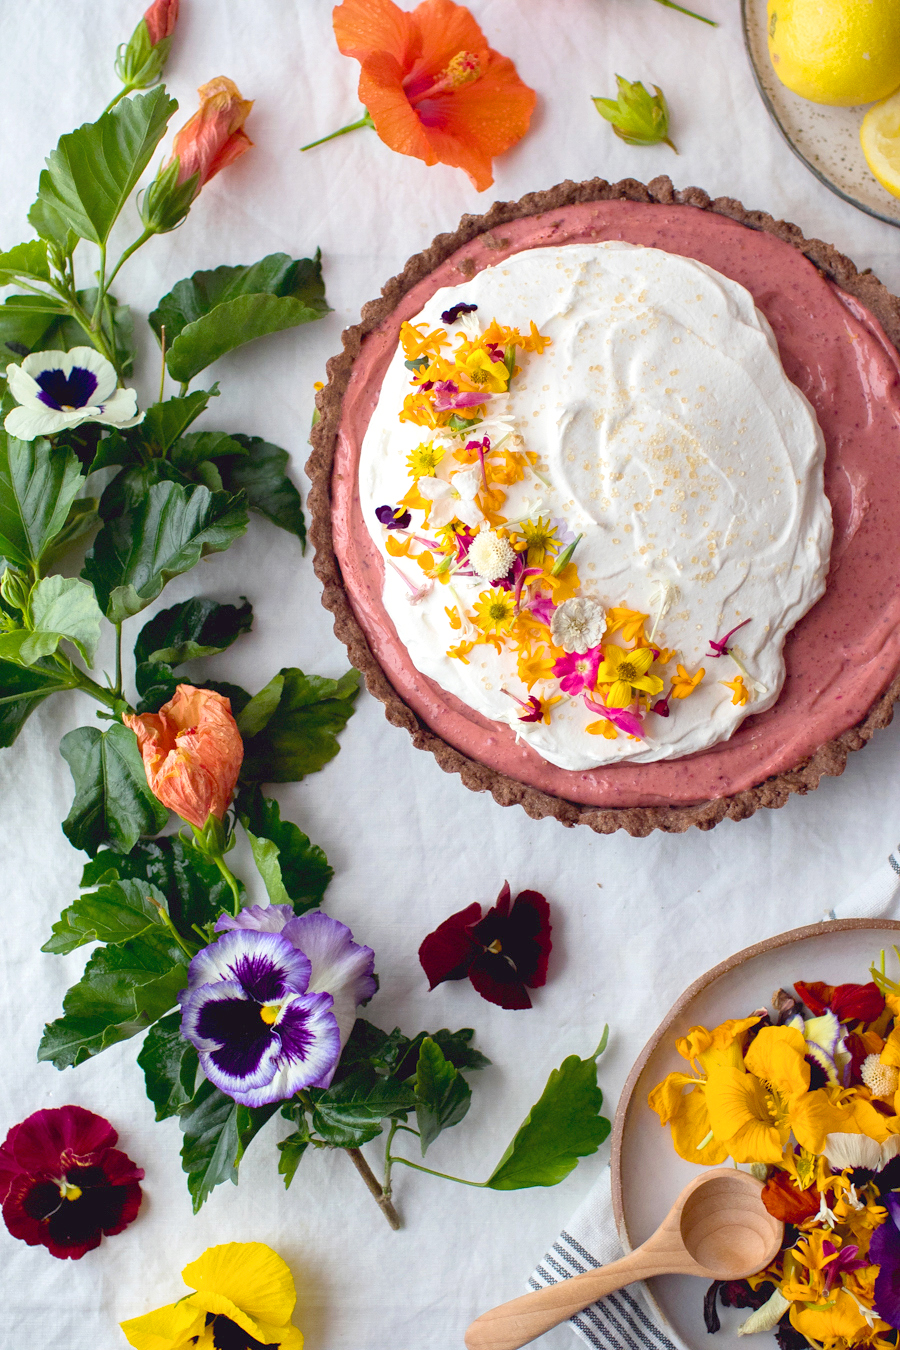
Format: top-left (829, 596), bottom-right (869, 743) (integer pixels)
top-left (721, 673), bottom-right (751, 706)
top-left (670, 664), bottom-right (705, 699)
top-left (790, 1288), bottom-right (886, 1346)
top-left (120, 1242), bottom-right (304, 1350)
top-left (676, 1016), bottom-right (761, 1073)
top-left (647, 1071), bottom-right (730, 1166)
top-left (704, 1065), bottom-right (791, 1164)
top-left (604, 606), bottom-right (649, 646)
top-left (744, 1025), bottom-right (811, 1100)
top-left (407, 441), bottom-right (444, 478)
top-left (458, 346), bottom-right (509, 392)
top-left (473, 588), bottom-right (517, 638)
top-left (515, 515), bottom-right (562, 567)
top-left (596, 643), bottom-right (664, 708)
top-left (399, 320), bottom-right (447, 360)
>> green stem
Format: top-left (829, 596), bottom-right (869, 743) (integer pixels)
top-left (102, 86), bottom-right (133, 114)
top-left (156, 904), bottom-right (199, 961)
top-left (91, 244), bottom-right (107, 331)
top-left (385, 1153), bottom-right (486, 1189)
top-left (179, 381), bottom-right (189, 397)
top-left (300, 110), bottom-right (374, 152)
top-left (383, 1120), bottom-right (400, 1199)
top-left (52, 654), bottom-right (122, 711)
top-left (0, 686), bottom-right (70, 707)
top-left (213, 854), bottom-right (243, 916)
top-left (652, 0), bottom-right (717, 23)
top-left (105, 228), bottom-right (154, 292)
top-left (114, 623), bottom-right (123, 699)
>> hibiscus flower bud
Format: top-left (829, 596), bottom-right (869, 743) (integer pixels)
top-left (123, 685), bottom-right (243, 831)
top-left (114, 0), bottom-right (178, 92)
top-left (143, 0), bottom-right (178, 46)
top-left (141, 76), bottom-right (254, 234)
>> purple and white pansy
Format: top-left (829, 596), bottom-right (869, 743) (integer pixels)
top-left (180, 908), bottom-right (377, 1107)
top-left (4, 347), bottom-right (143, 440)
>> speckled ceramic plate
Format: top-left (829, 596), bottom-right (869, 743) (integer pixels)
top-left (742, 0), bottom-right (900, 229)
top-left (611, 919), bottom-right (900, 1350)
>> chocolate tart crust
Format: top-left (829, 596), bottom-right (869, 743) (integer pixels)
top-left (307, 175), bottom-right (900, 838)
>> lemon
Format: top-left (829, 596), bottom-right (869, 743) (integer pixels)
top-left (861, 87), bottom-right (900, 195)
top-left (767, 0), bottom-right (900, 106)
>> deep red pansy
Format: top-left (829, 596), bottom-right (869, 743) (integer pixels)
top-left (795, 979), bottom-right (885, 1024)
top-left (418, 882), bottom-right (551, 1010)
top-left (0, 1106), bottom-right (143, 1259)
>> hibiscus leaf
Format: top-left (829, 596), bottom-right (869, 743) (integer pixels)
top-left (0, 295), bottom-right (65, 362)
top-left (235, 1103), bottom-right (280, 1165)
top-left (59, 722), bottom-right (169, 856)
top-left (215, 435), bottom-right (305, 545)
top-left (0, 656), bottom-right (70, 747)
top-left (485, 1038), bottom-right (611, 1190)
top-left (34, 87), bottom-right (176, 246)
top-left (309, 1070), bottom-right (417, 1147)
top-left (0, 431), bottom-right (84, 568)
top-left (42, 877), bottom-right (170, 954)
top-left (134, 595), bottom-right (253, 668)
top-left (81, 835), bottom-right (238, 935)
top-left (38, 931), bottom-right (189, 1069)
top-left (162, 293), bottom-right (330, 385)
top-left (138, 1011), bottom-right (199, 1121)
top-left (130, 389), bottom-right (216, 456)
top-left (134, 673), bottom-right (251, 718)
top-left (98, 460), bottom-right (191, 521)
top-left (396, 1027), bottom-right (491, 1082)
top-left (277, 1131), bottom-right (310, 1189)
top-left (415, 1037), bottom-right (472, 1155)
top-left (82, 479), bottom-right (249, 623)
top-left (0, 574), bottom-right (104, 668)
top-left (149, 251), bottom-right (329, 343)
top-left (179, 1079), bottom-right (241, 1211)
top-left (0, 240), bottom-right (51, 285)
top-left (170, 430), bottom-right (246, 471)
top-left (238, 667), bottom-right (360, 782)
top-left (41, 497), bottom-right (101, 568)
top-left (236, 784), bottom-right (332, 913)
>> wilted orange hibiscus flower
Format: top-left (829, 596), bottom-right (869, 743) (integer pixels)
top-left (168, 76), bottom-right (254, 190)
top-left (124, 685), bottom-right (243, 831)
top-left (309, 0), bottom-right (536, 191)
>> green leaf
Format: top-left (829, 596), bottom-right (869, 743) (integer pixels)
top-left (216, 435), bottom-right (305, 545)
top-left (42, 877), bottom-right (170, 955)
top-left (0, 241), bottom-right (50, 285)
top-left (98, 460), bottom-right (189, 522)
top-left (59, 722), bottom-right (169, 856)
top-left (415, 1037), bottom-right (472, 1155)
top-left (134, 596), bottom-right (253, 667)
top-left (41, 497), bottom-right (100, 567)
top-left (310, 1070), bottom-right (416, 1147)
top-left (237, 784), bottom-right (332, 913)
top-left (7, 574), bottom-right (103, 666)
top-left (81, 835), bottom-right (238, 935)
top-left (131, 389), bottom-right (215, 456)
top-left (171, 431), bottom-right (245, 471)
top-left (26, 196), bottom-right (78, 260)
top-left (592, 77), bottom-right (676, 150)
top-left (0, 295), bottom-right (65, 361)
top-left (38, 930), bottom-right (189, 1069)
top-left (277, 1130), bottom-right (310, 1189)
top-left (34, 87), bottom-right (176, 245)
top-left (0, 656), bottom-right (69, 747)
top-left (138, 1011), bottom-right (199, 1121)
top-left (0, 431), bottom-right (84, 568)
top-left (82, 479), bottom-right (248, 623)
top-left (239, 668), bottom-right (360, 783)
top-left (179, 1079), bottom-right (240, 1211)
top-left (485, 1046), bottom-right (611, 1191)
top-left (149, 252), bottom-right (330, 384)
top-left (234, 1103), bottom-right (280, 1165)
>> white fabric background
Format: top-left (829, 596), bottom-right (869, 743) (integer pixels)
top-left (2, 2), bottom-right (900, 1346)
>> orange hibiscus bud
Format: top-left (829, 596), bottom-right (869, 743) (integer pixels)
top-left (123, 685), bottom-right (243, 831)
top-left (323, 0), bottom-right (536, 191)
top-left (168, 76), bottom-right (254, 189)
top-left (144, 0), bottom-right (178, 46)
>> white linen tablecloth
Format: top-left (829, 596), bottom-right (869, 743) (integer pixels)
top-left (2, 3), bottom-right (900, 1347)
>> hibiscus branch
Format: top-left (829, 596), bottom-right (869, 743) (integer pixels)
top-left (343, 1147), bottom-right (402, 1230)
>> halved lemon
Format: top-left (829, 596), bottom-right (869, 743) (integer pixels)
top-left (861, 88), bottom-right (900, 198)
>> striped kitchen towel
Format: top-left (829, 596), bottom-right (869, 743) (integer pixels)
top-left (528, 843), bottom-right (900, 1349)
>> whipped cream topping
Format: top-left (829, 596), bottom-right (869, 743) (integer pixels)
top-left (357, 242), bottom-right (833, 770)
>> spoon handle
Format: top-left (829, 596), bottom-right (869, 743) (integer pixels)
top-left (464, 1246), bottom-right (679, 1350)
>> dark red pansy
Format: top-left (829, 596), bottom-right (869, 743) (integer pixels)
top-left (795, 979), bottom-right (885, 1023)
top-left (0, 1106), bottom-right (143, 1260)
top-left (418, 882), bottom-right (551, 1010)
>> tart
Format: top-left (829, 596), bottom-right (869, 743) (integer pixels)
top-left (307, 176), bottom-right (900, 836)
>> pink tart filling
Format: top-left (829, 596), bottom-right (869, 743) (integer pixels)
top-left (332, 200), bottom-right (900, 808)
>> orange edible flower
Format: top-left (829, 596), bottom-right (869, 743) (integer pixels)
top-left (332, 0), bottom-right (537, 191)
top-left (167, 77), bottom-right (254, 189)
top-left (670, 663), bottom-right (705, 699)
top-left (721, 673), bottom-right (751, 706)
top-left (124, 685), bottom-right (243, 831)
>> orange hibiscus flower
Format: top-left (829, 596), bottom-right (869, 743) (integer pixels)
top-left (323, 0), bottom-right (536, 191)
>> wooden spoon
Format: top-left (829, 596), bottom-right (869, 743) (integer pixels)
top-left (464, 1168), bottom-right (783, 1350)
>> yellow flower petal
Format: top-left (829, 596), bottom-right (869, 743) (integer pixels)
top-left (120, 1302), bottom-right (205, 1350)
top-left (704, 1066), bottom-right (787, 1163)
top-left (791, 1290), bottom-right (876, 1344)
top-left (182, 1242), bottom-right (297, 1326)
top-left (744, 1025), bottom-right (810, 1099)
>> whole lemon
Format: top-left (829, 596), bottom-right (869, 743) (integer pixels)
top-left (767, 0), bottom-right (900, 106)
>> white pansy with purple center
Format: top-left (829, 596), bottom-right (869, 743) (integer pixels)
top-left (179, 929), bottom-right (342, 1107)
top-left (4, 347), bottom-right (143, 440)
top-left (216, 905), bottom-right (377, 1053)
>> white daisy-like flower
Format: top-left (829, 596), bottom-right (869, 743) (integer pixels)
top-left (5, 347), bottom-right (143, 441)
top-left (550, 597), bottom-right (606, 653)
top-left (468, 529), bottom-right (515, 582)
top-left (417, 465), bottom-right (483, 529)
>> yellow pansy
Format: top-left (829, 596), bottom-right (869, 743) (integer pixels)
top-left (458, 346), bottom-right (509, 392)
top-left (647, 1072), bottom-right (730, 1165)
top-left (121, 1242), bottom-right (304, 1350)
top-left (596, 643), bottom-right (664, 709)
top-left (791, 1288), bottom-right (884, 1345)
top-left (745, 1025), bottom-right (811, 1100)
top-left (676, 1016), bottom-right (760, 1073)
top-left (704, 1065), bottom-right (790, 1163)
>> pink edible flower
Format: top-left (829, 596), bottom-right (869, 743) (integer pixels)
top-left (583, 694), bottom-right (645, 738)
top-left (553, 646), bottom-right (601, 696)
top-left (706, 617), bottom-right (751, 658)
top-left (432, 380), bottom-right (490, 412)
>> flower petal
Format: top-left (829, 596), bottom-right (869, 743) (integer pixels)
top-left (215, 903), bottom-right (294, 935)
top-left (182, 983), bottom-right (282, 1092)
top-left (282, 911), bottom-right (376, 1050)
top-left (185, 929), bottom-right (311, 999)
top-left (231, 992), bottom-right (341, 1105)
top-left (468, 952), bottom-right (532, 1009)
top-left (182, 1240), bottom-right (298, 1324)
top-left (120, 1300), bottom-right (206, 1350)
top-left (333, 0), bottom-right (420, 64)
top-left (418, 901), bottom-right (482, 988)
